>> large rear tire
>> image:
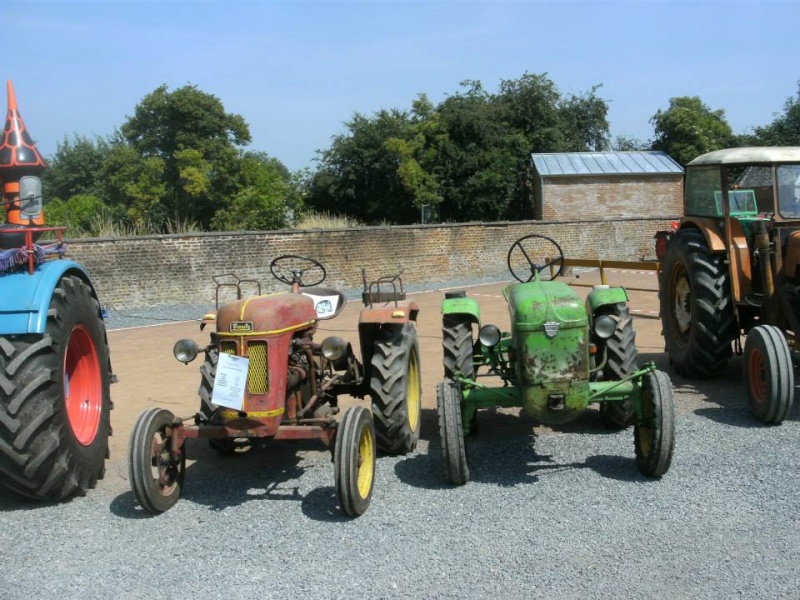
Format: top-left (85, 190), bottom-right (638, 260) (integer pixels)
top-left (660, 229), bottom-right (737, 377)
top-left (334, 405), bottom-right (375, 517)
top-left (598, 304), bottom-right (637, 428)
top-left (635, 371), bottom-right (675, 477)
top-left (744, 325), bottom-right (794, 424)
top-left (129, 408), bottom-right (185, 514)
top-left (0, 274), bottom-right (112, 500)
top-left (437, 379), bottom-right (469, 485)
top-left (370, 323), bottom-right (421, 455)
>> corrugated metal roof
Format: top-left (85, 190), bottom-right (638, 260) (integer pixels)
top-left (531, 151), bottom-right (683, 177)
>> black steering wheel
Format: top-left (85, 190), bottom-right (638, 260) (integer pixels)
top-left (507, 234), bottom-right (565, 283)
top-left (269, 255), bottom-right (326, 287)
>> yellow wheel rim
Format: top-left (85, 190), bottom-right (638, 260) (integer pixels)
top-left (357, 423), bottom-right (375, 499)
top-left (406, 348), bottom-right (421, 433)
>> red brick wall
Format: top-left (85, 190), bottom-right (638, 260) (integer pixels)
top-left (538, 175), bottom-right (683, 220)
top-left (66, 218), bottom-right (673, 309)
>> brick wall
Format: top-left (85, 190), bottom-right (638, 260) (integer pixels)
top-left (65, 218), bottom-right (673, 309)
top-left (539, 175), bottom-right (683, 221)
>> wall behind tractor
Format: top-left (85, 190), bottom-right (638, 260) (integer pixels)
top-left (65, 218), bottom-right (672, 310)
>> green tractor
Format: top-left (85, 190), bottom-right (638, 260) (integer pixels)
top-left (436, 234), bottom-right (675, 485)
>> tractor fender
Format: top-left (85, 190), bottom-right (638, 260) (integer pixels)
top-left (441, 294), bottom-right (481, 325)
top-left (357, 301), bottom-right (419, 389)
top-left (586, 285), bottom-right (629, 313)
top-left (676, 217), bottom-right (726, 252)
top-left (0, 260), bottom-right (99, 334)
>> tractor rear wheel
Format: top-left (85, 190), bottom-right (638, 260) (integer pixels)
top-left (660, 229), bottom-right (737, 377)
top-left (442, 314), bottom-right (479, 434)
top-left (635, 371), bottom-right (675, 477)
top-left (599, 304), bottom-right (637, 428)
top-left (129, 407), bottom-right (185, 513)
top-left (0, 274), bottom-right (112, 500)
top-left (437, 379), bottom-right (469, 485)
top-left (334, 405), bottom-right (375, 517)
top-left (744, 325), bottom-right (794, 424)
top-left (370, 323), bottom-right (421, 455)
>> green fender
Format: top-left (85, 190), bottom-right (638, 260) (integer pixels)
top-left (441, 294), bottom-right (481, 324)
top-left (586, 285), bottom-right (629, 313)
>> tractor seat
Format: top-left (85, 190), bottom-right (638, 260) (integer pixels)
top-left (302, 287), bottom-right (347, 320)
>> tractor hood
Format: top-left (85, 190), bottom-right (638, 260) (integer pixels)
top-left (216, 292), bottom-right (317, 335)
top-left (503, 280), bottom-right (587, 331)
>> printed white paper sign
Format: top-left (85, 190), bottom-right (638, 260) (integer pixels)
top-left (211, 352), bottom-right (249, 411)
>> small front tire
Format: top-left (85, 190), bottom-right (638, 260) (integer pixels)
top-left (635, 371), bottom-right (675, 477)
top-left (437, 379), bottom-right (469, 485)
top-left (744, 325), bottom-right (794, 424)
top-left (129, 408), bottom-right (186, 514)
top-left (335, 406), bottom-right (376, 517)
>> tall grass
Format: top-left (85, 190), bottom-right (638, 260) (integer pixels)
top-left (293, 211), bottom-right (366, 230)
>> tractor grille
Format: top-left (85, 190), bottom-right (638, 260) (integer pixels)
top-left (220, 341), bottom-right (237, 355)
top-left (245, 340), bottom-right (268, 394)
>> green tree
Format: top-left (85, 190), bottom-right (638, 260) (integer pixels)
top-left (43, 194), bottom-right (106, 234)
top-left (120, 84), bottom-right (251, 227)
top-left (743, 80), bottom-right (800, 146)
top-left (42, 135), bottom-right (111, 203)
top-left (650, 96), bottom-right (733, 165)
top-left (307, 108), bottom-right (416, 223)
top-left (211, 151), bottom-right (294, 231)
top-left (100, 143), bottom-right (167, 227)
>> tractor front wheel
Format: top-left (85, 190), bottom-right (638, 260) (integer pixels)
top-left (437, 379), bottom-right (469, 485)
top-left (744, 325), bottom-right (794, 424)
top-left (0, 274), bottom-right (112, 500)
top-left (129, 408), bottom-right (186, 514)
top-left (370, 323), bottom-right (422, 455)
top-left (334, 406), bottom-right (376, 517)
top-left (634, 371), bottom-right (675, 477)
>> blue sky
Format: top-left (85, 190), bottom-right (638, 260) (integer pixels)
top-left (6, 0), bottom-right (799, 172)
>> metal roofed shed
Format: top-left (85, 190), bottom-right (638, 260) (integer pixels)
top-left (530, 151), bottom-right (684, 220)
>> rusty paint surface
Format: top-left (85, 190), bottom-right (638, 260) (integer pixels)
top-left (359, 300), bottom-right (419, 324)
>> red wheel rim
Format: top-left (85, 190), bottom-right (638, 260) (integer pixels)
top-left (748, 348), bottom-right (765, 404)
top-left (64, 324), bottom-right (103, 445)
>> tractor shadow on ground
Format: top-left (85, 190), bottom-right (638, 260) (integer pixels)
top-left (396, 408), bottom-right (646, 489)
top-left (109, 438), bottom-right (354, 522)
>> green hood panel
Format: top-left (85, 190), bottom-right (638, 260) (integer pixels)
top-left (503, 281), bottom-right (587, 332)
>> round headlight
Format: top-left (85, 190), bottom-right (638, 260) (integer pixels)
top-left (593, 315), bottom-right (617, 339)
top-left (321, 336), bottom-right (347, 361)
top-left (479, 324), bottom-right (501, 347)
top-left (173, 338), bottom-right (200, 364)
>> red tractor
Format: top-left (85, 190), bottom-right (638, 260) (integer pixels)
top-left (128, 255), bottom-right (421, 517)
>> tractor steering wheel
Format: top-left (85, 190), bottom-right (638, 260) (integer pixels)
top-left (507, 234), bottom-right (565, 283)
top-left (269, 255), bottom-right (327, 288)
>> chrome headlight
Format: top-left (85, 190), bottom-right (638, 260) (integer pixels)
top-left (479, 324), bottom-right (501, 347)
top-left (173, 338), bottom-right (200, 364)
top-left (321, 336), bottom-right (347, 361)
top-left (593, 315), bottom-right (617, 339)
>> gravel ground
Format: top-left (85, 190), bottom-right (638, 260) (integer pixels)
top-left (2, 280), bottom-right (800, 599)
top-left (2, 383), bottom-right (799, 599)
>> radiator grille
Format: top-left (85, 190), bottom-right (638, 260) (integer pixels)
top-left (245, 340), bottom-right (268, 394)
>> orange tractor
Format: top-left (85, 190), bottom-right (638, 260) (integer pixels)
top-left (128, 256), bottom-right (421, 516)
top-left (659, 147), bottom-right (800, 424)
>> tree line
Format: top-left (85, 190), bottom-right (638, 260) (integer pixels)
top-left (40, 74), bottom-right (800, 234)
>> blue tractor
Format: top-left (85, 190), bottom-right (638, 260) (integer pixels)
top-left (0, 177), bottom-right (113, 500)
top-left (0, 82), bottom-right (113, 500)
